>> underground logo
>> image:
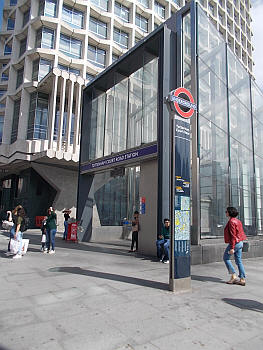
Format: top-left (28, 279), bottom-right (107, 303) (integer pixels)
top-left (167, 87), bottom-right (196, 119)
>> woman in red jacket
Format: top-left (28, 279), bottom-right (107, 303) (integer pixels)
top-left (223, 207), bottom-right (247, 286)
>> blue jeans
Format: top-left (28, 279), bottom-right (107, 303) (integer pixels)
top-left (63, 221), bottom-right (68, 239)
top-left (156, 239), bottom-right (170, 261)
top-left (223, 242), bottom-right (246, 278)
top-left (46, 228), bottom-right (56, 251)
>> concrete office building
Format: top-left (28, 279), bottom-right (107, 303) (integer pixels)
top-left (0, 0), bottom-right (254, 228)
top-left (78, 1), bottom-right (263, 264)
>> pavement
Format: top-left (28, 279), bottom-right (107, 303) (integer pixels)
top-left (0, 229), bottom-right (262, 350)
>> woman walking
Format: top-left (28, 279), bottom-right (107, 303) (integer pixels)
top-left (44, 207), bottom-right (57, 254)
top-left (223, 207), bottom-right (247, 286)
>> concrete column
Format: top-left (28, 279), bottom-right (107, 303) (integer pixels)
top-left (48, 74), bottom-right (58, 149)
top-left (73, 81), bottom-right (82, 153)
top-left (17, 88), bottom-right (30, 140)
top-left (65, 77), bottom-right (75, 152)
top-left (57, 76), bottom-right (66, 151)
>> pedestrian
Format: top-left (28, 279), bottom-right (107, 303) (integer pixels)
top-left (44, 207), bottom-right (57, 254)
top-left (223, 207), bottom-right (247, 286)
top-left (62, 209), bottom-right (71, 240)
top-left (10, 205), bottom-right (25, 259)
top-left (156, 218), bottom-right (170, 264)
top-left (40, 216), bottom-right (47, 251)
top-left (129, 211), bottom-right (140, 252)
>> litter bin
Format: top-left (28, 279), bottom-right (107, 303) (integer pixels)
top-left (67, 222), bottom-right (78, 242)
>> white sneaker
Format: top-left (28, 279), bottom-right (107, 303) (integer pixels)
top-left (43, 249), bottom-right (48, 253)
top-left (163, 260), bottom-right (169, 264)
top-left (13, 254), bottom-right (22, 259)
top-left (49, 250), bottom-right (55, 254)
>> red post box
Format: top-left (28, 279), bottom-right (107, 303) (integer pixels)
top-left (67, 222), bottom-right (78, 242)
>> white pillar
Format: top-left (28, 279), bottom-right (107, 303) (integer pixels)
top-left (57, 76), bottom-right (66, 151)
top-left (65, 77), bottom-right (75, 152)
top-left (48, 74), bottom-right (58, 149)
top-left (73, 82), bottom-right (82, 154)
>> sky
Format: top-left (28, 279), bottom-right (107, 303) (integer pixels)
top-left (251, 0), bottom-right (263, 90)
top-left (0, 1), bottom-right (262, 88)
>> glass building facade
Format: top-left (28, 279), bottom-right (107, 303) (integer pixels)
top-left (197, 8), bottom-right (263, 238)
top-left (78, 2), bottom-right (263, 250)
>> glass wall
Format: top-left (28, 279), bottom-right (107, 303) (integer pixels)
top-left (198, 8), bottom-right (229, 237)
top-left (83, 55), bottom-right (158, 163)
top-left (93, 166), bottom-right (140, 226)
top-left (252, 82), bottom-right (263, 234)
top-left (197, 5), bottom-right (260, 237)
top-left (11, 99), bottom-right (21, 144)
top-left (27, 92), bottom-right (49, 140)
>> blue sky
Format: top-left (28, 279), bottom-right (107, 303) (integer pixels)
top-left (0, 1), bottom-right (262, 88)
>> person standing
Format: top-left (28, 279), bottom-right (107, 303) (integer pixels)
top-left (156, 218), bottom-right (170, 263)
top-left (63, 210), bottom-right (71, 240)
top-left (223, 207), bottom-right (247, 286)
top-left (129, 211), bottom-right (140, 252)
top-left (44, 207), bottom-right (57, 254)
top-left (11, 205), bottom-right (25, 259)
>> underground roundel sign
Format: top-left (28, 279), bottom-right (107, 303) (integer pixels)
top-left (168, 87), bottom-right (197, 119)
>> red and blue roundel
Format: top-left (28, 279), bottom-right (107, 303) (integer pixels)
top-left (168, 87), bottom-right (197, 119)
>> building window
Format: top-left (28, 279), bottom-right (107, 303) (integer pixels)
top-left (89, 17), bottom-right (107, 39)
top-left (11, 99), bottom-right (21, 144)
top-left (62, 5), bottom-right (84, 29)
top-left (27, 93), bottom-right (48, 140)
top-left (19, 38), bottom-right (27, 57)
top-left (90, 0), bottom-right (108, 11)
top-left (4, 43), bottom-right (12, 55)
top-left (32, 58), bottom-right (52, 81)
top-left (154, 1), bottom-right (165, 19)
top-left (16, 68), bottom-right (24, 89)
top-left (0, 116), bottom-right (3, 144)
top-left (23, 10), bottom-right (30, 27)
top-left (58, 64), bottom-right (80, 75)
top-left (138, 0), bottom-right (149, 8)
top-left (1, 73), bottom-right (8, 81)
top-left (59, 34), bottom-right (82, 59)
top-left (113, 27), bottom-right (128, 48)
top-left (38, 0), bottom-right (57, 18)
top-left (7, 18), bottom-right (15, 30)
top-left (35, 27), bottom-right (55, 49)
top-left (209, 3), bottom-right (214, 15)
top-left (135, 14), bottom-right (148, 32)
top-left (86, 73), bottom-right (95, 81)
top-left (114, 2), bottom-right (129, 22)
top-left (0, 90), bottom-right (7, 97)
top-left (10, 0), bottom-right (17, 6)
top-left (112, 54), bottom-right (119, 62)
top-left (87, 45), bottom-right (106, 68)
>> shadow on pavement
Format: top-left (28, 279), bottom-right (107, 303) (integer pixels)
top-left (49, 266), bottom-right (168, 291)
top-left (222, 298), bottom-right (263, 313)
top-left (191, 275), bottom-right (224, 283)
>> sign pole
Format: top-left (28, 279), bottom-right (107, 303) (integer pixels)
top-left (167, 87), bottom-right (196, 292)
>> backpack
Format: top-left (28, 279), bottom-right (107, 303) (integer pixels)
top-left (20, 216), bottom-right (30, 232)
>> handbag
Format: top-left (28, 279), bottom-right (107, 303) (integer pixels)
top-left (2, 220), bottom-right (14, 230)
top-left (10, 238), bottom-right (20, 254)
top-left (41, 234), bottom-right (46, 243)
top-left (242, 241), bottom-right (249, 252)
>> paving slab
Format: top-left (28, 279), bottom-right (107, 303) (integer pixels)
top-left (0, 229), bottom-right (263, 350)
